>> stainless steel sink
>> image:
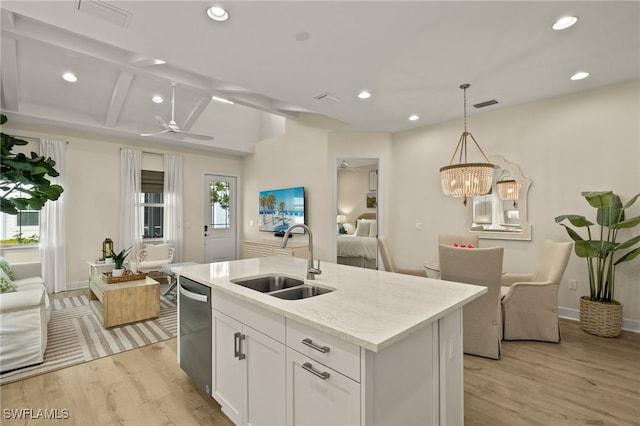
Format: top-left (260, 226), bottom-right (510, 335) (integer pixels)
top-left (269, 285), bottom-right (333, 300)
top-left (231, 275), bottom-right (333, 300)
top-left (231, 275), bottom-right (304, 292)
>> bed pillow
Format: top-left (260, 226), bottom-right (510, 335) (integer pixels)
top-left (367, 220), bottom-right (378, 238)
top-left (145, 243), bottom-right (169, 261)
top-left (354, 220), bottom-right (371, 237)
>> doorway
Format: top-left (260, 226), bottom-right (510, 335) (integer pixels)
top-left (335, 157), bottom-right (380, 269)
top-left (204, 174), bottom-right (237, 263)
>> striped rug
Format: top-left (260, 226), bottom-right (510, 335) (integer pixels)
top-left (0, 294), bottom-right (176, 385)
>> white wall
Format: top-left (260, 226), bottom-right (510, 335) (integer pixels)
top-left (390, 79), bottom-right (640, 325)
top-left (1, 125), bottom-right (243, 287)
top-left (242, 114), bottom-right (345, 262)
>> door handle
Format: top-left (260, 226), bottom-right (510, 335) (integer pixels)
top-left (234, 332), bottom-right (246, 360)
top-left (179, 285), bottom-right (208, 303)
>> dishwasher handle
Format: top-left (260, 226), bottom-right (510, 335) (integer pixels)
top-left (179, 285), bottom-right (209, 303)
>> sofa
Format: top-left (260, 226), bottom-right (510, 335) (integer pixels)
top-left (0, 260), bottom-right (50, 373)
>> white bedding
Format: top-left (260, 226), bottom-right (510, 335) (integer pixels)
top-left (337, 235), bottom-right (378, 260)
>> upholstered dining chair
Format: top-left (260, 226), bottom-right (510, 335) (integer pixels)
top-left (438, 233), bottom-right (480, 248)
top-left (439, 244), bottom-right (504, 359)
top-left (501, 239), bottom-right (573, 343)
top-left (378, 236), bottom-right (427, 277)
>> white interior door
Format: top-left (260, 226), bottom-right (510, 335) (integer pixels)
top-left (204, 174), bottom-right (237, 263)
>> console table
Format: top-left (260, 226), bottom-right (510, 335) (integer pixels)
top-left (89, 274), bottom-right (160, 328)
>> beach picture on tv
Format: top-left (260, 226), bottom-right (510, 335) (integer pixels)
top-left (259, 187), bottom-right (305, 234)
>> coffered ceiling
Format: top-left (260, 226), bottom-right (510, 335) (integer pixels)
top-left (1, 1), bottom-right (638, 156)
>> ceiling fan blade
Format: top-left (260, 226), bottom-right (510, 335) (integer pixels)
top-left (178, 131), bottom-right (214, 141)
top-left (154, 115), bottom-right (169, 128)
top-left (140, 129), bottom-right (170, 137)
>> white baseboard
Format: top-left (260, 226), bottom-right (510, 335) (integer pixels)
top-left (65, 280), bottom-right (89, 290)
top-left (559, 306), bottom-right (640, 334)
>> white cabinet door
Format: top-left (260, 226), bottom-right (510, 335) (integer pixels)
top-left (244, 327), bottom-right (286, 426)
top-left (286, 348), bottom-right (360, 426)
top-left (213, 310), bottom-right (243, 425)
top-left (213, 309), bottom-right (286, 426)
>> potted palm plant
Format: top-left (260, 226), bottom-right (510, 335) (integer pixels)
top-left (555, 191), bottom-right (640, 337)
top-left (110, 247), bottom-right (131, 277)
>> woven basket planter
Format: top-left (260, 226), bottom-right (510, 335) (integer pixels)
top-left (579, 296), bottom-right (623, 338)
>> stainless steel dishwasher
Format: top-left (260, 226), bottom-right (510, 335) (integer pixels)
top-left (179, 276), bottom-right (212, 395)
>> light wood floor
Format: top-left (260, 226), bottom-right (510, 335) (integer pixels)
top-left (1, 319), bottom-right (638, 425)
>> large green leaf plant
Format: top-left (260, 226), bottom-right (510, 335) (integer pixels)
top-left (1, 114), bottom-right (64, 215)
top-left (555, 191), bottom-right (640, 303)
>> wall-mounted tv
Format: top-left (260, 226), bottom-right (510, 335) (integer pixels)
top-left (259, 186), bottom-right (305, 234)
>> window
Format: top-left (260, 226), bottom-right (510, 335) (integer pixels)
top-left (210, 180), bottom-right (230, 229)
top-left (141, 170), bottom-right (164, 239)
top-left (0, 210), bottom-right (40, 245)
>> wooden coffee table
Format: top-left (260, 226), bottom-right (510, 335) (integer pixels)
top-left (89, 274), bottom-right (160, 328)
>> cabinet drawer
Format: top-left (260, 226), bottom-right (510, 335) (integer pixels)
top-left (286, 320), bottom-right (360, 382)
top-left (211, 289), bottom-right (285, 343)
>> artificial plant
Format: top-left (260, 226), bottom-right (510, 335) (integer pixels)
top-left (0, 114), bottom-right (64, 215)
top-left (555, 191), bottom-right (640, 303)
top-left (111, 247), bottom-right (131, 270)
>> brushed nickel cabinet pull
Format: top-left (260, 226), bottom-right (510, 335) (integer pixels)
top-left (302, 338), bottom-right (330, 353)
top-left (302, 362), bottom-right (330, 380)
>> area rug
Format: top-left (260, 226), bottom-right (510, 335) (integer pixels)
top-left (0, 293), bottom-right (176, 385)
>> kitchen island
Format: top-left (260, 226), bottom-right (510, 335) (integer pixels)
top-left (176, 255), bottom-right (486, 426)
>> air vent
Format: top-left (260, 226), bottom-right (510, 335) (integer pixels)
top-left (473, 99), bottom-right (499, 109)
top-left (76, 0), bottom-right (133, 28)
top-left (314, 92), bottom-right (342, 103)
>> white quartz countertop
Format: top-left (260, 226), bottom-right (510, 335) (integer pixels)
top-left (176, 256), bottom-right (486, 352)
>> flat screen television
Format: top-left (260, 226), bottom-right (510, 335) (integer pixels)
top-left (259, 186), bottom-right (305, 234)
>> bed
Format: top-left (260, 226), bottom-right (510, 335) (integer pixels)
top-left (337, 213), bottom-right (378, 269)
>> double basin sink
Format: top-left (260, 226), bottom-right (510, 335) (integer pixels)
top-left (231, 275), bottom-right (333, 300)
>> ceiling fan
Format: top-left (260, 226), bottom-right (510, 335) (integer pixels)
top-left (140, 81), bottom-right (213, 141)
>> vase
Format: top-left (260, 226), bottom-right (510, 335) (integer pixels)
top-left (579, 296), bottom-right (623, 338)
top-left (112, 268), bottom-right (124, 277)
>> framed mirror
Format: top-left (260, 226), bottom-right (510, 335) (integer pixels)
top-left (466, 155), bottom-right (532, 240)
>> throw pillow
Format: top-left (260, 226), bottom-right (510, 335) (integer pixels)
top-left (0, 256), bottom-right (14, 280)
top-left (0, 269), bottom-right (16, 293)
top-left (146, 243), bottom-right (169, 261)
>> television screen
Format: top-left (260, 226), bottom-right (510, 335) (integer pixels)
top-left (259, 187), bottom-right (305, 234)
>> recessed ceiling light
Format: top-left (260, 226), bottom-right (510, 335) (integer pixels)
top-left (408, 114), bottom-right (420, 121)
top-left (570, 71), bottom-right (590, 81)
top-left (62, 72), bottom-right (77, 82)
top-left (553, 16), bottom-right (578, 30)
top-left (207, 6), bottom-right (229, 22)
top-left (358, 91), bottom-right (371, 99)
top-left (152, 95), bottom-right (163, 104)
top-left (212, 96), bottom-right (233, 104)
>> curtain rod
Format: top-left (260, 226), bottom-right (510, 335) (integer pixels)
top-left (4, 134), bottom-right (69, 144)
top-left (119, 147), bottom-right (164, 156)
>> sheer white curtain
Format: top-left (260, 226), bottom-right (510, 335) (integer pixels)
top-left (120, 149), bottom-right (142, 254)
top-left (39, 139), bottom-right (66, 293)
top-left (163, 154), bottom-right (183, 262)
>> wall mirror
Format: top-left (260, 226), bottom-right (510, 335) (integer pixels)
top-left (466, 155), bottom-right (532, 240)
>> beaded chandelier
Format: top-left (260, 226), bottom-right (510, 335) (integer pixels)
top-left (440, 84), bottom-right (494, 205)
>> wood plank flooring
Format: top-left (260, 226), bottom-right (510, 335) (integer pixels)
top-left (1, 319), bottom-right (638, 425)
top-left (464, 319), bottom-right (640, 426)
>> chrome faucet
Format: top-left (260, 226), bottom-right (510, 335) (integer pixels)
top-left (281, 224), bottom-right (321, 280)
